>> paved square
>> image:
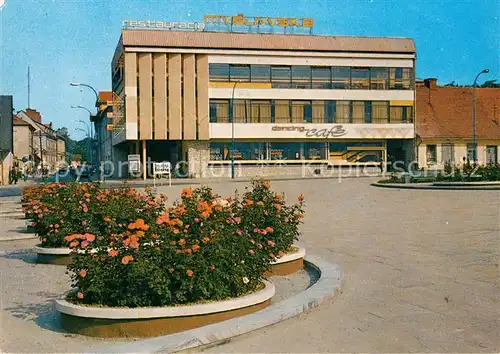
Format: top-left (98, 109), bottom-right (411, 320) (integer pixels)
top-left (0, 177), bottom-right (498, 353)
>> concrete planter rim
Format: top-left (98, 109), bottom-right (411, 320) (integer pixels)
top-left (33, 245), bottom-right (72, 255)
top-left (271, 245), bottom-right (306, 265)
top-left (56, 280), bottom-right (275, 319)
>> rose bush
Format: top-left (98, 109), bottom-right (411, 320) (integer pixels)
top-left (67, 180), bottom-right (305, 307)
top-left (22, 183), bottom-right (166, 248)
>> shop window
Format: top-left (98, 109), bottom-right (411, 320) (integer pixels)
top-left (312, 67), bottom-right (331, 89)
top-left (229, 65), bottom-right (250, 82)
top-left (209, 64), bottom-right (229, 81)
top-left (291, 66), bottom-right (311, 89)
top-left (426, 145), bottom-right (437, 164)
top-left (270, 142), bottom-right (303, 160)
top-left (364, 102), bottom-right (372, 123)
top-left (209, 142), bottom-right (266, 161)
top-left (350, 68), bottom-right (370, 89)
top-left (352, 102), bottom-right (365, 123)
top-left (304, 142), bottom-right (326, 160)
top-left (370, 68), bottom-right (389, 90)
top-left (372, 102), bottom-right (389, 123)
top-left (325, 101), bottom-right (336, 123)
top-left (271, 66), bottom-right (291, 88)
top-left (251, 65), bottom-right (271, 82)
top-left (335, 101), bottom-right (350, 123)
top-left (332, 67), bottom-right (350, 89)
top-left (486, 146), bottom-right (498, 164)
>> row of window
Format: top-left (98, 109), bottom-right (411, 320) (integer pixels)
top-left (426, 144), bottom-right (499, 164)
top-left (209, 64), bottom-right (414, 90)
top-left (210, 142), bottom-right (384, 161)
top-left (210, 99), bottom-right (413, 124)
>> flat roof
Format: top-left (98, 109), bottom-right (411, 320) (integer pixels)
top-left (121, 30), bottom-right (416, 54)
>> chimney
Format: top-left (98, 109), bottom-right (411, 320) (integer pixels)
top-left (25, 108), bottom-right (41, 122)
top-left (424, 78), bottom-right (438, 89)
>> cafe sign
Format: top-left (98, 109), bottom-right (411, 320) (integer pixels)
top-left (122, 20), bottom-right (205, 31)
top-left (271, 125), bottom-right (346, 138)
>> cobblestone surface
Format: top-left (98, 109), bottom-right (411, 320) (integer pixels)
top-left (1, 177), bottom-right (499, 353)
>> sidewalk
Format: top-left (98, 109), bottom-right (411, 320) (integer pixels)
top-left (100, 172), bottom-right (385, 189)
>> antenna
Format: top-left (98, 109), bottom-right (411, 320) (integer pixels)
top-left (27, 66), bottom-right (31, 109)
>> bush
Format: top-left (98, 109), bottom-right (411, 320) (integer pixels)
top-left (67, 180), bottom-right (305, 307)
top-left (22, 183), bottom-right (166, 248)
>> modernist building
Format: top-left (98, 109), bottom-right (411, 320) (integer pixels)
top-left (416, 78), bottom-right (500, 169)
top-left (111, 29), bottom-right (416, 178)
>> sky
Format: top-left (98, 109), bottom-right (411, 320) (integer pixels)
top-left (1, 0), bottom-right (499, 139)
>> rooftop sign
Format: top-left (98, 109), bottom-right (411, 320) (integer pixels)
top-left (203, 14), bottom-right (313, 28)
top-left (122, 20), bottom-right (205, 31)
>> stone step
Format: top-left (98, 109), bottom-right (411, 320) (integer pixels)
top-left (0, 211), bottom-right (25, 219)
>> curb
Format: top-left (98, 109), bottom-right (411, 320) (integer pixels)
top-left (371, 182), bottom-right (500, 190)
top-left (89, 255), bottom-right (343, 353)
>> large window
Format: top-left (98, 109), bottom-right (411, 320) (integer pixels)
top-left (209, 64), bottom-right (229, 81)
top-left (336, 101), bottom-right (350, 123)
top-left (271, 66), bottom-right (291, 88)
top-left (352, 102), bottom-right (365, 123)
top-left (372, 102), bottom-right (389, 123)
top-left (390, 106), bottom-right (404, 123)
top-left (291, 101), bottom-right (312, 123)
top-left (467, 143), bottom-right (474, 162)
top-left (291, 66), bottom-right (311, 89)
top-left (370, 68), bottom-right (389, 90)
top-left (441, 143), bottom-right (454, 165)
top-left (312, 101), bottom-right (325, 123)
top-left (312, 67), bottom-right (331, 89)
top-left (250, 101), bottom-right (272, 123)
top-left (210, 142), bottom-right (266, 161)
top-left (233, 99), bottom-right (247, 123)
top-left (332, 67), bottom-right (350, 89)
top-left (390, 68), bottom-right (413, 89)
top-left (229, 65), bottom-right (250, 82)
top-left (209, 64), bottom-right (414, 89)
top-left (350, 68), bottom-right (370, 89)
top-left (274, 100), bottom-right (291, 123)
top-left (251, 65), bottom-right (271, 82)
top-left (209, 100), bottom-right (229, 123)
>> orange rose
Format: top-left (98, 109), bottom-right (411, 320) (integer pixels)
top-left (64, 234), bottom-right (76, 242)
top-left (181, 188), bottom-right (193, 198)
top-left (274, 204), bottom-right (282, 210)
top-left (108, 249), bottom-right (119, 257)
top-left (121, 255), bottom-right (134, 265)
top-left (77, 292), bottom-right (84, 299)
top-left (298, 193), bottom-right (305, 201)
top-left (186, 269), bottom-right (194, 277)
top-left (79, 269), bottom-right (87, 278)
top-left (192, 244), bottom-right (200, 252)
top-left (86, 234), bottom-right (96, 242)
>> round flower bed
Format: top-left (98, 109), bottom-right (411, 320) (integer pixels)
top-left (267, 245), bottom-right (306, 276)
top-left (56, 280), bottom-right (275, 338)
top-left (54, 180), bottom-right (305, 337)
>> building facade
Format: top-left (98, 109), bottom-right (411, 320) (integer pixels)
top-left (15, 109), bottom-right (67, 173)
top-left (112, 29), bottom-right (416, 178)
top-left (416, 78), bottom-right (500, 169)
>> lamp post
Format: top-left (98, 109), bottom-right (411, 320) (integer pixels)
top-left (230, 81), bottom-right (242, 179)
top-left (71, 105), bottom-right (94, 138)
top-left (472, 69), bottom-right (489, 165)
top-left (70, 83), bottom-right (99, 108)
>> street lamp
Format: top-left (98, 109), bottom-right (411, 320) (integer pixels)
top-left (472, 69), bottom-right (489, 165)
top-left (230, 81), bottom-right (242, 179)
top-left (70, 83), bottom-right (99, 107)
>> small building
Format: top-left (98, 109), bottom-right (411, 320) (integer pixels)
top-left (416, 78), bottom-right (500, 169)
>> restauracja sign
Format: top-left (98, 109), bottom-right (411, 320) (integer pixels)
top-left (272, 125), bottom-right (347, 138)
